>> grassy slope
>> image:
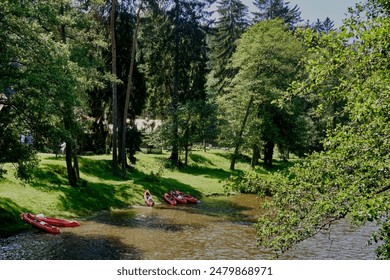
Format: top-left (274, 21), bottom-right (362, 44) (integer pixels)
top-left (0, 149), bottom-right (254, 236)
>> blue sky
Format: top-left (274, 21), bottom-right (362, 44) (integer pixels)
top-left (242, 0), bottom-right (362, 27)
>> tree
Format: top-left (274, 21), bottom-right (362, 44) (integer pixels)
top-left (208, 0), bottom-right (250, 93)
top-left (0, 0), bottom-right (106, 185)
top-left (252, 0), bottom-right (301, 28)
top-left (219, 20), bottom-right (305, 169)
top-left (255, 5), bottom-right (390, 259)
top-left (86, 0), bottom-right (147, 173)
top-left (312, 17), bottom-right (335, 34)
top-left (121, 0), bottom-right (145, 178)
top-left (140, 0), bottom-right (211, 165)
top-left (57, 1), bottom-right (107, 186)
top-left (111, 0), bottom-right (119, 175)
top-left (229, 95), bottom-right (254, 170)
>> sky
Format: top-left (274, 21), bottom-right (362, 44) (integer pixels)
top-left (242, 0), bottom-right (362, 27)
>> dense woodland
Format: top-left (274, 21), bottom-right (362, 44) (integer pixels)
top-left (1, 0), bottom-right (389, 258)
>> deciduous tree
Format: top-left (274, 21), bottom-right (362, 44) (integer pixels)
top-left (219, 20), bottom-right (304, 169)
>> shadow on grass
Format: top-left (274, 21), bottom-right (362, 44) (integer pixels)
top-left (0, 198), bottom-right (30, 237)
top-left (214, 152), bottom-right (252, 165)
top-left (264, 159), bottom-right (296, 172)
top-left (27, 160), bottom-right (140, 216)
top-left (78, 157), bottom-right (124, 182)
top-left (215, 152), bottom-right (298, 173)
top-left (189, 153), bottom-right (215, 166)
top-left (57, 181), bottom-right (137, 216)
top-left (179, 165), bottom-right (242, 181)
top-left (31, 164), bottom-right (69, 187)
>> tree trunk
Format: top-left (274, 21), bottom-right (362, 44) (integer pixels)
top-left (251, 144), bottom-right (260, 167)
top-left (170, 109), bottom-right (179, 164)
top-left (184, 143), bottom-right (189, 166)
top-left (110, 0), bottom-right (119, 176)
top-left (263, 140), bottom-right (275, 168)
top-left (65, 141), bottom-right (77, 186)
top-left (230, 95), bottom-right (254, 170)
top-left (61, 5), bottom-right (78, 187)
top-left (73, 147), bottom-right (80, 180)
top-left (170, 0), bottom-right (180, 165)
top-left (121, 0), bottom-right (145, 178)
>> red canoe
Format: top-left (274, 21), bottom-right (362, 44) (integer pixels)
top-left (163, 193), bottom-right (177, 205)
top-left (174, 190), bottom-right (198, 204)
top-left (170, 190), bottom-right (187, 204)
top-left (21, 213), bottom-right (61, 234)
top-left (27, 213), bottom-right (80, 227)
top-left (144, 190), bottom-right (155, 207)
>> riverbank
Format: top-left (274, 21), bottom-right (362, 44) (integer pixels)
top-left (0, 149), bottom-right (256, 237)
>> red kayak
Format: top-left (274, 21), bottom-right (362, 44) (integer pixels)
top-left (144, 190), bottom-right (154, 207)
top-left (163, 193), bottom-right (177, 205)
top-left (21, 213), bottom-right (61, 234)
top-left (175, 190), bottom-right (198, 204)
top-left (27, 213), bottom-right (80, 227)
top-left (170, 190), bottom-right (187, 204)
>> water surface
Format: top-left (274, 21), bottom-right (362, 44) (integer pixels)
top-left (0, 194), bottom-right (379, 260)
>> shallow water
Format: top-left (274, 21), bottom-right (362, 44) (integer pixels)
top-left (0, 194), bottom-right (379, 260)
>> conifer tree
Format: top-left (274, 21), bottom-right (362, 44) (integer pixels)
top-left (312, 17), bottom-right (335, 34)
top-left (209, 0), bottom-right (250, 93)
top-left (252, 0), bottom-right (301, 28)
top-left (140, 0), bottom-right (212, 165)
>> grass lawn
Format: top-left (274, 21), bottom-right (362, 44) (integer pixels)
top-left (0, 149), bottom-right (254, 236)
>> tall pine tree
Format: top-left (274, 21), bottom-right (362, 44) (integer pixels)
top-left (252, 0), bottom-right (301, 28)
top-left (312, 17), bottom-right (335, 34)
top-left (140, 0), bottom-right (211, 165)
top-left (209, 0), bottom-right (250, 94)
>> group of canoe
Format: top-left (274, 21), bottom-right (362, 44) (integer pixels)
top-left (22, 190), bottom-right (196, 234)
top-left (144, 189), bottom-right (198, 207)
top-left (21, 213), bottom-right (80, 234)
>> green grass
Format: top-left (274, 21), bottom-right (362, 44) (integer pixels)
top-left (0, 149), bottom-right (286, 237)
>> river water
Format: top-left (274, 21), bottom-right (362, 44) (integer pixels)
top-left (0, 194), bottom-right (379, 260)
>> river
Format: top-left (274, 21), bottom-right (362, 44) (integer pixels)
top-left (0, 194), bottom-right (379, 260)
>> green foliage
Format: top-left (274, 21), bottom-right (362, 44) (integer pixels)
top-left (15, 153), bottom-right (39, 182)
top-left (224, 158), bottom-right (295, 195)
top-left (252, 0), bottom-right (302, 28)
top-left (140, 0), bottom-right (211, 163)
top-left (125, 125), bottom-right (142, 164)
top-left (208, 0), bottom-right (250, 93)
top-left (0, 0), bottom-right (107, 183)
top-left (0, 197), bottom-right (29, 237)
top-left (218, 20), bottom-right (306, 166)
top-left (0, 106), bottom-right (39, 181)
top-left (224, 172), bottom-right (274, 196)
top-left (255, 7), bottom-right (390, 259)
top-left (140, 0), bottom-right (211, 114)
top-left (312, 17), bottom-right (335, 35)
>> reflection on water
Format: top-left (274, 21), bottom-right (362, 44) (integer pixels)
top-left (0, 194), bottom-right (379, 260)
